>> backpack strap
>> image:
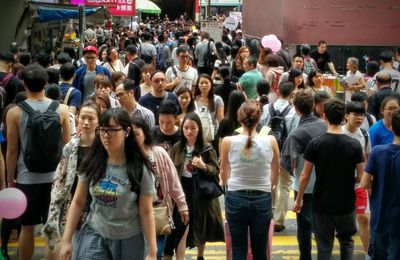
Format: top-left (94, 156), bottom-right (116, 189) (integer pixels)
top-left (280, 104), bottom-right (293, 118)
top-left (365, 112), bottom-right (374, 128)
top-left (360, 128), bottom-right (369, 151)
top-left (268, 102), bottom-right (278, 119)
top-left (171, 66), bottom-right (178, 77)
top-left (64, 87), bottom-right (74, 105)
top-left (17, 101), bottom-right (35, 116)
top-left (47, 100), bottom-right (60, 112)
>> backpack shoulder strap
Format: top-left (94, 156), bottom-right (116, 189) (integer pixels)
top-left (268, 102), bottom-right (277, 118)
top-left (0, 73), bottom-right (13, 86)
top-left (162, 92), bottom-right (169, 103)
top-left (17, 101), bottom-right (35, 115)
top-left (365, 112), bottom-right (374, 127)
top-left (47, 100), bottom-right (60, 112)
top-left (64, 87), bottom-right (74, 105)
top-left (360, 128), bottom-right (369, 150)
top-left (171, 66), bottom-right (178, 77)
top-left (280, 104), bottom-right (293, 117)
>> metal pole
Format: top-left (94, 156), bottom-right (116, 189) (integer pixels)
top-left (78, 4), bottom-right (85, 59)
top-left (207, 0), bottom-right (211, 20)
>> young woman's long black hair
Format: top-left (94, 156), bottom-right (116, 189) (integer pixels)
top-left (179, 112), bottom-right (205, 153)
top-left (79, 108), bottom-right (147, 193)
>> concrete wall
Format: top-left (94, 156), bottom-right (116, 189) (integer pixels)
top-left (0, 1), bottom-right (27, 51)
top-left (243, 0), bottom-right (400, 45)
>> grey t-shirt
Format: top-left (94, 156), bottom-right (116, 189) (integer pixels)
top-left (194, 40), bottom-right (216, 67)
top-left (83, 70), bottom-right (96, 100)
top-left (140, 42), bottom-right (157, 59)
top-left (81, 164), bottom-right (155, 239)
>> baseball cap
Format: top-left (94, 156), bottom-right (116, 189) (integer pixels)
top-left (83, 46), bottom-right (98, 55)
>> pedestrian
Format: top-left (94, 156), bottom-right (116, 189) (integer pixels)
top-left (220, 100), bottom-right (280, 260)
top-left (361, 108), bottom-right (400, 260)
top-left (6, 64), bottom-right (71, 260)
top-left (131, 117), bottom-right (189, 260)
top-left (60, 108), bottom-right (157, 260)
top-left (43, 100), bottom-right (101, 259)
top-left (280, 89), bottom-right (327, 260)
top-left (164, 112), bottom-right (225, 260)
top-left (293, 99), bottom-right (365, 259)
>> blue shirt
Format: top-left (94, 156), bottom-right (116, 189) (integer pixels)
top-left (60, 82), bottom-right (82, 108)
top-left (138, 92), bottom-right (179, 124)
top-left (369, 119), bottom-right (394, 148)
top-left (365, 143), bottom-right (400, 235)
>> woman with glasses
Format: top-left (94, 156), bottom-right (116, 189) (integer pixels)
top-left (43, 101), bottom-right (100, 259)
top-left (131, 117), bottom-right (189, 260)
top-left (220, 100), bottom-right (280, 260)
top-left (60, 108), bottom-right (157, 260)
top-left (369, 97), bottom-right (400, 147)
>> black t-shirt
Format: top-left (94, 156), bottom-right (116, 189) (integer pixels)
top-left (310, 50), bottom-right (331, 72)
top-left (304, 133), bottom-right (364, 215)
top-left (216, 119), bottom-right (236, 141)
top-left (127, 58), bottom-right (145, 87)
top-left (151, 126), bottom-right (181, 153)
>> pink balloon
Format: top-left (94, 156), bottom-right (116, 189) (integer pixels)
top-left (261, 34), bottom-right (282, 52)
top-left (0, 188), bottom-right (27, 219)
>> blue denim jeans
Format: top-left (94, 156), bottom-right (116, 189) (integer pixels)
top-left (225, 190), bottom-right (272, 260)
top-left (295, 191), bottom-right (313, 260)
top-left (374, 233), bottom-right (400, 260)
top-left (156, 235), bottom-right (167, 260)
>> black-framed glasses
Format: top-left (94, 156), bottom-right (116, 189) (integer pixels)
top-left (96, 127), bottom-right (124, 136)
top-left (115, 91), bottom-right (129, 99)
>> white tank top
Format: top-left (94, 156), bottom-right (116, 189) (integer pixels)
top-left (228, 134), bottom-right (273, 192)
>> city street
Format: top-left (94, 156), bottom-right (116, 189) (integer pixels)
top-left (6, 192), bottom-right (365, 259)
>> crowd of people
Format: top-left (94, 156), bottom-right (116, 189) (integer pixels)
top-left (0, 16), bottom-right (399, 260)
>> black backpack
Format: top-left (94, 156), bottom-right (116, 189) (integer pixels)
top-left (18, 100), bottom-right (62, 173)
top-left (268, 102), bottom-right (292, 149)
top-left (204, 41), bottom-right (216, 69)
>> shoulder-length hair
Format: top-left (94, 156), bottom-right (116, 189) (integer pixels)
top-left (79, 108), bottom-right (146, 193)
top-left (176, 86), bottom-right (195, 113)
top-left (194, 74), bottom-right (216, 112)
top-left (179, 112), bottom-right (205, 153)
top-left (131, 116), bottom-right (153, 148)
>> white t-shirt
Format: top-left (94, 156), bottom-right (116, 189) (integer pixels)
top-left (165, 65), bottom-right (198, 94)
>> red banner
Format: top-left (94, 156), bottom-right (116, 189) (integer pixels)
top-left (70, 0), bottom-right (135, 17)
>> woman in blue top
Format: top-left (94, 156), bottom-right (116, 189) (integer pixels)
top-left (369, 97), bottom-right (400, 147)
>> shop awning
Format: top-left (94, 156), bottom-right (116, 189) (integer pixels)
top-left (137, 0), bottom-right (161, 14)
top-left (37, 6), bottom-right (104, 23)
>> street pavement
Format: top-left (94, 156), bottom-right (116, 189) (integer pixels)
top-left (6, 191), bottom-right (365, 259)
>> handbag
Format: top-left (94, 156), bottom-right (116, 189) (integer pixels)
top-left (192, 144), bottom-right (223, 200)
top-left (193, 172), bottom-right (223, 200)
top-left (153, 202), bottom-right (173, 236)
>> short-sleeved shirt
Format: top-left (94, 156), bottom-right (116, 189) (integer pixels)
top-left (365, 143), bottom-right (400, 235)
top-left (60, 82), bottom-right (82, 109)
top-left (194, 95), bottom-right (224, 126)
top-left (81, 164), bottom-right (155, 239)
top-left (304, 133), bottom-right (364, 215)
top-left (151, 126), bottom-right (181, 153)
top-left (124, 58), bottom-right (145, 87)
top-left (165, 65), bottom-right (198, 94)
top-left (310, 50), bottom-right (331, 72)
top-left (369, 119), bottom-right (394, 148)
top-left (194, 40), bottom-right (216, 67)
top-left (129, 103), bottom-right (155, 129)
top-left (139, 92), bottom-right (179, 124)
top-left (139, 42), bottom-right (157, 63)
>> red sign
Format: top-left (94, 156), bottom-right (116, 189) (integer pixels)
top-left (70, 0), bottom-right (135, 17)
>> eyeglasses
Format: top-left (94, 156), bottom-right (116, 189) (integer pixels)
top-left (349, 112), bottom-right (365, 118)
top-left (384, 107), bottom-right (399, 112)
top-left (179, 55), bottom-right (189, 59)
top-left (96, 127), bottom-right (124, 136)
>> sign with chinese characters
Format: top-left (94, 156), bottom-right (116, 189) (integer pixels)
top-left (200, 21), bottom-right (223, 42)
top-left (70, 0), bottom-right (135, 16)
